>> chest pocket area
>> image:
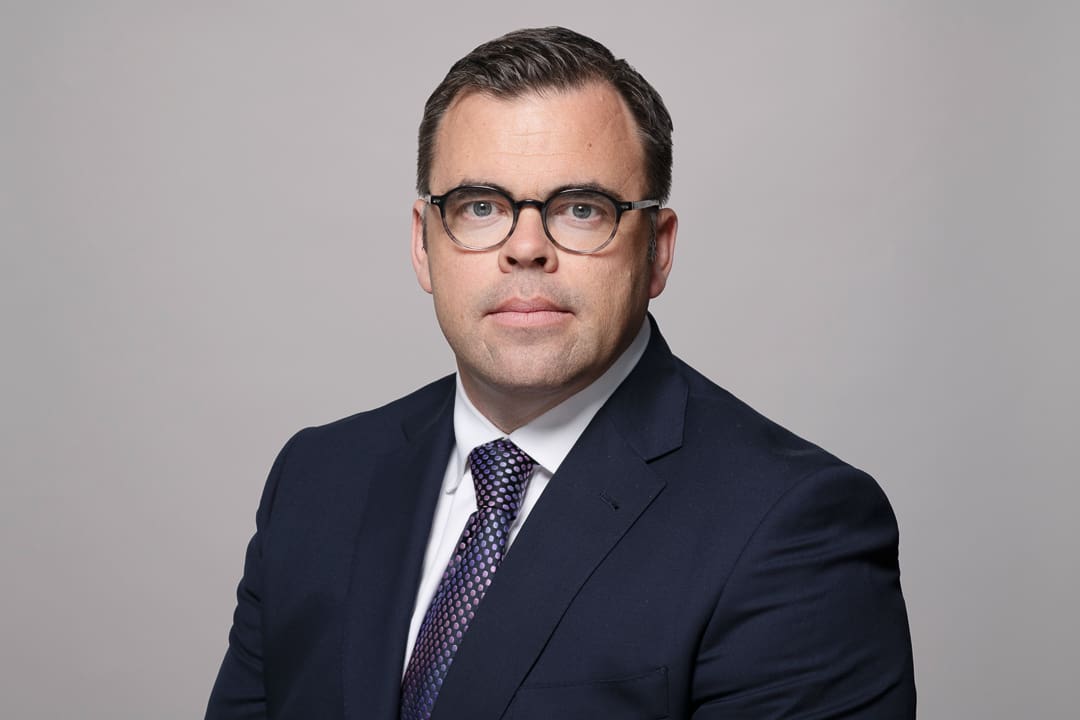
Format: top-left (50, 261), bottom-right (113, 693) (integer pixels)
top-left (505, 666), bottom-right (668, 720)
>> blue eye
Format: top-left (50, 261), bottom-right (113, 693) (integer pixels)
top-left (571, 204), bottom-right (593, 219)
top-left (469, 201), bottom-right (493, 218)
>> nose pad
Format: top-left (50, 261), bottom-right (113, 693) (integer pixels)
top-left (498, 206), bottom-right (558, 271)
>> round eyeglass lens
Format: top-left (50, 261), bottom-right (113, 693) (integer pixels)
top-left (443, 188), bottom-right (515, 249)
top-left (544, 191), bottom-right (618, 252)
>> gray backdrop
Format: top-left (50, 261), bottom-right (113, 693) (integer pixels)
top-left (3, 1), bottom-right (1077, 718)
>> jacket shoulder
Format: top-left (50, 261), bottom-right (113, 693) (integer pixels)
top-left (286, 374), bottom-right (455, 458)
top-left (668, 354), bottom-right (874, 496)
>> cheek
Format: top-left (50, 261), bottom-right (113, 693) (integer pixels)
top-left (603, 252), bottom-right (651, 299)
top-left (428, 256), bottom-right (486, 321)
top-left (581, 263), bottom-right (649, 328)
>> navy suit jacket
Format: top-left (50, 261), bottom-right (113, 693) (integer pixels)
top-left (207, 320), bottom-right (915, 719)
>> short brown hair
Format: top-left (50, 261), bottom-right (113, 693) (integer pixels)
top-left (417, 27), bottom-right (674, 203)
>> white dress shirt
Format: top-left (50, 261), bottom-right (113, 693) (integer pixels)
top-left (402, 318), bottom-right (651, 671)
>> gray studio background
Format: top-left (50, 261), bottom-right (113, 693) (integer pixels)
top-left (3, 2), bottom-right (1077, 718)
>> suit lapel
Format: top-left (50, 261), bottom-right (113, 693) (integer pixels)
top-left (341, 382), bottom-right (455, 720)
top-left (431, 321), bottom-right (688, 720)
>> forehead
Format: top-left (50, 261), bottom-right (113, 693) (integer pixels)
top-left (430, 82), bottom-right (647, 197)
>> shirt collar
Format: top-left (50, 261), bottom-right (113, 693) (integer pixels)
top-left (447, 317), bottom-right (651, 493)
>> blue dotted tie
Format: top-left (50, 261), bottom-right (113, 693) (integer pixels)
top-left (400, 438), bottom-right (536, 720)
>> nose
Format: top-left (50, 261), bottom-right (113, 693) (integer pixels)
top-left (498, 204), bottom-right (559, 273)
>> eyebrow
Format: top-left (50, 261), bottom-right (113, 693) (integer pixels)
top-left (449, 179), bottom-right (629, 201)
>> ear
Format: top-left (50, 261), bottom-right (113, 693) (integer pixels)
top-left (648, 208), bottom-right (677, 298)
top-left (411, 198), bottom-right (433, 294)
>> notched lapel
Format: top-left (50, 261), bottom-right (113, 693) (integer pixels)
top-left (431, 324), bottom-right (688, 720)
top-left (341, 388), bottom-right (455, 720)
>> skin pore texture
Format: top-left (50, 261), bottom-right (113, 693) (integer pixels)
top-left (411, 82), bottom-right (678, 432)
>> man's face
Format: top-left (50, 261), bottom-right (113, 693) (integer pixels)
top-left (411, 82), bottom-right (676, 425)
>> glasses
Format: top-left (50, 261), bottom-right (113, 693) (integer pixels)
top-left (423, 185), bottom-right (660, 255)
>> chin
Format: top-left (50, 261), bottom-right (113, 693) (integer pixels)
top-left (475, 353), bottom-right (594, 397)
top-left (486, 366), bottom-right (582, 396)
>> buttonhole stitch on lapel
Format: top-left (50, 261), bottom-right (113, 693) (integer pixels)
top-left (599, 491), bottom-right (620, 511)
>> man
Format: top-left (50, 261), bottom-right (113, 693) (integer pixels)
top-left (207, 26), bottom-right (915, 719)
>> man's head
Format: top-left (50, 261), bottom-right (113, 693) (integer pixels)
top-left (411, 28), bottom-right (678, 431)
top-left (416, 26), bottom-right (674, 205)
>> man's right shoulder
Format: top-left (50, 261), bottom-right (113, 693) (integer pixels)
top-left (281, 373), bottom-right (455, 459)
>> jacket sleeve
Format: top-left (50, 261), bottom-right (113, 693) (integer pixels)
top-left (205, 433), bottom-right (300, 720)
top-left (691, 464), bottom-right (916, 719)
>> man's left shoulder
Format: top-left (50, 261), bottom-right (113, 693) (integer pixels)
top-left (653, 352), bottom-right (893, 520)
top-left (675, 354), bottom-right (852, 466)
top-left (669, 359), bottom-right (916, 717)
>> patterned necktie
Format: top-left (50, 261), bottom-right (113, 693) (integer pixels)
top-left (400, 438), bottom-right (536, 720)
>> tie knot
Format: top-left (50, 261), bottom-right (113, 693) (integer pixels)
top-left (467, 438), bottom-right (535, 515)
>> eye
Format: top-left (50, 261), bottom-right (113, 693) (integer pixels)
top-left (467, 201), bottom-right (494, 218)
top-left (548, 192), bottom-right (613, 225)
top-left (445, 189), bottom-right (510, 224)
top-left (570, 204), bottom-right (594, 220)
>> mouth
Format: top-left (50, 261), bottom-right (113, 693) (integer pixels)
top-left (486, 297), bottom-right (573, 328)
